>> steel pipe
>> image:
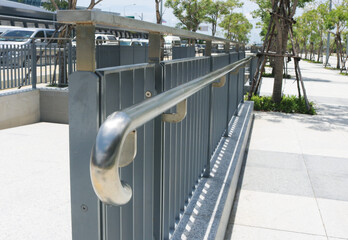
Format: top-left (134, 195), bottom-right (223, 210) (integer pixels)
top-left (90, 55), bottom-right (255, 206)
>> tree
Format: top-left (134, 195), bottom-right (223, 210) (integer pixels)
top-left (204, 0), bottom-right (242, 37)
top-left (324, 0), bottom-right (348, 69)
top-left (165, 0), bottom-right (210, 32)
top-left (42, 0), bottom-right (69, 11)
top-left (252, 0), bottom-right (313, 103)
top-left (219, 13), bottom-right (252, 43)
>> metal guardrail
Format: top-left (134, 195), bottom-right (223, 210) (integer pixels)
top-left (0, 42), bottom-right (76, 89)
top-left (90, 55), bottom-right (254, 206)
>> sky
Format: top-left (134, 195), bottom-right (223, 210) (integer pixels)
top-left (76, 0), bottom-right (263, 43)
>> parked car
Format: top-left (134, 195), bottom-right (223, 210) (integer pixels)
top-left (0, 28), bottom-right (56, 67)
top-left (164, 35), bottom-right (181, 57)
top-left (95, 34), bottom-right (118, 45)
top-left (119, 38), bottom-right (132, 46)
top-left (72, 34), bottom-right (118, 47)
top-left (131, 38), bottom-right (148, 46)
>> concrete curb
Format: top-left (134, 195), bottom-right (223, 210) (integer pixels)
top-left (172, 101), bottom-right (254, 240)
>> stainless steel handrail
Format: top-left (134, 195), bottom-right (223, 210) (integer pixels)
top-left (90, 55), bottom-right (255, 206)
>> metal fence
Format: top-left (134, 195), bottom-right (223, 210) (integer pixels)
top-left (69, 51), bottom-right (255, 240)
top-left (0, 42), bottom-right (76, 89)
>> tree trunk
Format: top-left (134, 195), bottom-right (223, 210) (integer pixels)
top-left (310, 42), bottom-right (314, 61)
top-left (304, 40), bottom-right (307, 59)
top-left (335, 36), bottom-right (340, 69)
top-left (272, 19), bottom-right (290, 103)
top-left (155, 0), bottom-right (161, 24)
top-left (272, 56), bottom-right (284, 103)
top-left (317, 40), bottom-right (323, 62)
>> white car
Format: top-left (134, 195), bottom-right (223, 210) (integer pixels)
top-left (0, 28), bottom-right (56, 66)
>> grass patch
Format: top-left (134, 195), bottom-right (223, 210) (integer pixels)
top-left (262, 72), bottom-right (292, 79)
top-left (47, 83), bottom-right (68, 88)
top-left (303, 59), bottom-right (322, 64)
top-left (248, 94), bottom-right (316, 115)
top-left (340, 72), bottom-right (348, 76)
top-left (325, 67), bottom-right (340, 70)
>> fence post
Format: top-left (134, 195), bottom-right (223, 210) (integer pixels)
top-left (148, 32), bottom-right (164, 240)
top-left (224, 43), bottom-right (231, 137)
top-left (31, 42), bottom-right (37, 89)
top-left (235, 52), bottom-right (240, 116)
top-left (68, 41), bottom-right (73, 75)
top-left (204, 40), bottom-right (212, 178)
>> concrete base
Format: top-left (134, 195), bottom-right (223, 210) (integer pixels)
top-left (0, 87), bottom-right (68, 130)
top-left (40, 88), bottom-right (69, 124)
top-left (172, 101), bottom-right (254, 240)
top-left (0, 89), bottom-right (40, 130)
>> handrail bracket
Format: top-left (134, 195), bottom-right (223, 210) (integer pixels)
top-left (212, 76), bottom-right (226, 88)
top-left (162, 99), bottom-right (187, 123)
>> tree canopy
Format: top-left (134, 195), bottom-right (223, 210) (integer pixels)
top-left (219, 13), bottom-right (252, 43)
top-left (165, 0), bottom-right (210, 32)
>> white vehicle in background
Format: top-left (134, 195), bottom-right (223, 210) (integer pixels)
top-left (95, 34), bottom-right (118, 45)
top-left (0, 28), bottom-right (56, 66)
top-left (0, 26), bottom-right (21, 35)
top-left (164, 35), bottom-right (181, 57)
top-left (71, 34), bottom-right (118, 46)
top-left (119, 38), bottom-right (132, 46)
top-left (131, 38), bottom-right (149, 46)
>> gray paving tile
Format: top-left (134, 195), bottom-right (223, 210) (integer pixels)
top-left (225, 224), bottom-right (327, 240)
top-left (317, 198), bottom-right (348, 239)
top-left (303, 154), bottom-right (348, 201)
top-left (308, 171), bottom-right (348, 201)
top-left (246, 150), bottom-right (306, 171)
top-left (241, 166), bottom-right (314, 197)
top-left (304, 154), bottom-right (348, 176)
top-left (231, 190), bottom-right (326, 236)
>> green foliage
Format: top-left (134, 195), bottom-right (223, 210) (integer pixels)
top-left (165, 0), bottom-right (210, 32)
top-left (219, 13), bottom-right (252, 43)
top-left (248, 94), bottom-right (316, 115)
top-left (302, 59), bottom-right (322, 64)
top-left (42, 0), bottom-right (69, 11)
top-left (204, 0), bottom-right (242, 36)
top-left (262, 72), bottom-right (291, 78)
top-left (252, 0), bottom-right (314, 40)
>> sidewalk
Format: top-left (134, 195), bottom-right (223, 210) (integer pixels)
top-left (225, 61), bottom-right (348, 239)
top-left (0, 123), bottom-right (71, 240)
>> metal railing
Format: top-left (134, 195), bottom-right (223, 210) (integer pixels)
top-left (60, 9), bottom-right (256, 240)
top-left (0, 41), bottom-right (76, 89)
top-left (90, 55), bottom-right (254, 205)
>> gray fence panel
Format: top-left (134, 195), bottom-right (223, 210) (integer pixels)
top-left (211, 54), bottom-right (230, 152)
top-left (133, 46), bottom-right (148, 64)
top-left (172, 46), bottom-right (195, 59)
top-left (98, 65), bottom-right (156, 240)
top-left (120, 46), bottom-right (134, 66)
top-left (161, 57), bottom-right (211, 239)
top-left (96, 45), bottom-right (121, 68)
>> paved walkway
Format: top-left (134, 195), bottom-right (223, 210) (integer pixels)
top-left (225, 61), bottom-right (348, 239)
top-left (0, 123), bottom-right (71, 240)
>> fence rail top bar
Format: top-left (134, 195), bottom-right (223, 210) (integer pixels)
top-left (90, 55), bottom-right (255, 206)
top-left (57, 10), bottom-right (235, 44)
